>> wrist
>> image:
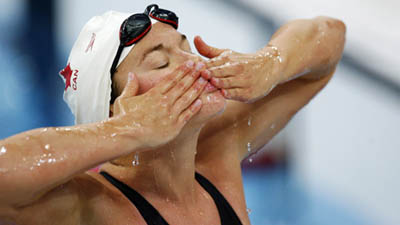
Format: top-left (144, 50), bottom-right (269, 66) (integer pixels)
top-left (257, 45), bottom-right (286, 86)
top-left (95, 117), bottom-right (143, 157)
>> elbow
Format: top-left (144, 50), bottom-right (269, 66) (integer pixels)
top-left (315, 16), bottom-right (346, 34)
top-left (314, 16), bottom-right (346, 45)
top-left (315, 16), bottom-right (347, 68)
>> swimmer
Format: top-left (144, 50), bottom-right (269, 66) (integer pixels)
top-left (0, 4), bottom-right (345, 225)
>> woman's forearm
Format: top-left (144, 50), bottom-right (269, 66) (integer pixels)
top-left (0, 118), bottom-right (139, 208)
top-left (261, 16), bottom-right (346, 84)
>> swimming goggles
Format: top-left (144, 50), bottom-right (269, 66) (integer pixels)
top-left (110, 4), bottom-right (179, 78)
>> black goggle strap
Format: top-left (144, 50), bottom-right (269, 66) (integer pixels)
top-left (145, 4), bottom-right (178, 29)
top-left (110, 16), bottom-right (152, 77)
top-left (149, 13), bottom-right (178, 29)
top-left (110, 44), bottom-right (125, 77)
top-left (144, 4), bottom-right (159, 15)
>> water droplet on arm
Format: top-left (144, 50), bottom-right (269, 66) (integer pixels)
top-left (132, 153), bottom-right (140, 166)
top-left (0, 146), bottom-right (7, 156)
top-left (247, 116), bottom-right (252, 126)
top-left (247, 142), bottom-right (251, 152)
top-left (246, 208), bottom-right (252, 215)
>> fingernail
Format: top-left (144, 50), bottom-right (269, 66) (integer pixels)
top-left (194, 99), bottom-right (202, 107)
top-left (199, 77), bottom-right (206, 84)
top-left (203, 70), bottom-right (211, 79)
top-left (186, 60), bottom-right (194, 68)
top-left (211, 77), bottom-right (219, 85)
top-left (222, 89), bottom-right (229, 97)
top-left (128, 72), bottom-right (134, 82)
top-left (195, 62), bottom-right (205, 71)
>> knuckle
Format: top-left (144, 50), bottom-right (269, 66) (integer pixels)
top-left (244, 90), bottom-right (252, 99)
top-left (177, 82), bottom-right (186, 89)
top-left (236, 64), bottom-right (245, 73)
top-left (190, 71), bottom-right (199, 78)
top-left (178, 63), bottom-right (188, 71)
top-left (180, 96), bottom-right (189, 103)
top-left (221, 55), bottom-right (229, 61)
top-left (160, 98), bottom-right (169, 106)
top-left (184, 112), bottom-right (192, 121)
top-left (240, 77), bottom-right (249, 86)
top-left (217, 79), bottom-right (224, 87)
top-left (169, 79), bottom-right (178, 87)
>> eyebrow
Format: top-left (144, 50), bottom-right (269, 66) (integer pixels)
top-left (140, 34), bottom-right (188, 64)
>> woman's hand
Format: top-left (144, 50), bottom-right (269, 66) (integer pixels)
top-left (110, 61), bottom-right (208, 149)
top-left (195, 36), bottom-right (281, 103)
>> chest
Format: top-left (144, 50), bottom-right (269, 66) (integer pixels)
top-left (82, 191), bottom-right (222, 225)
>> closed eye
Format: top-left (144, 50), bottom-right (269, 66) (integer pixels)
top-left (156, 62), bottom-right (169, 70)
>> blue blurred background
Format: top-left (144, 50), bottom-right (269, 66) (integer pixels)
top-left (1, 0), bottom-right (399, 224)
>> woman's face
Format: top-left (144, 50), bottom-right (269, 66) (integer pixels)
top-left (113, 22), bottom-right (226, 125)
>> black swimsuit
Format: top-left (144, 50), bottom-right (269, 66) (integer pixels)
top-left (100, 171), bottom-right (243, 225)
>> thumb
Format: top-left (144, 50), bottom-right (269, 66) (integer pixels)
top-left (119, 72), bottom-right (140, 99)
top-left (194, 36), bottom-right (225, 59)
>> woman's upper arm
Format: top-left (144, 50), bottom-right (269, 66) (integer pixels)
top-left (0, 173), bottom-right (96, 224)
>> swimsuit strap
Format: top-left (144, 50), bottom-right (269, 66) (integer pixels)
top-left (100, 171), bottom-right (242, 225)
top-left (100, 171), bottom-right (169, 225)
top-left (195, 172), bottom-right (243, 225)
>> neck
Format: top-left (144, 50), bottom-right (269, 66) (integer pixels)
top-left (101, 128), bottom-right (201, 205)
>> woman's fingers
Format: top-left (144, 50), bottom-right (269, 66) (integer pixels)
top-left (194, 36), bottom-right (225, 59)
top-left (221, 88), bottom-right (246, 101)
top-left (205, 54), bottom-right (230, 68)
top-left (210, 77), bottom-right (246, 89)
top-left (173, 76), bottom-right (207, 115)
top-left (166, 62), bottom-right (205, 103)
top-left (178, 99), bottom-right (203, 125)
top-left (194, 36), bottom-right (231, 68)
top-left (208, 63), bottom-right (244, 78)
top-left (158, 60), bottom-right (195, 94)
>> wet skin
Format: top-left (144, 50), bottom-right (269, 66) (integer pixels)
top-left (0, 17), bottom-right (346, 225)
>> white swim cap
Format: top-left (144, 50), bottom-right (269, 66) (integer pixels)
top-left (60, 4), bottom-right (181, 125)
top-left (60, 11), bottom-right (159, 125)
top-left (59, 11), bottom-right (132, 125)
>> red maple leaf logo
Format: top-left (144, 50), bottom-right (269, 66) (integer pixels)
top-left (60, 63), bottom-right (73, 91)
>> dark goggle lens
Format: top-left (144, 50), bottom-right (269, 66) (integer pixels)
top-left (120, 13), bottom-right (151, 46)
top-left (149, 8), bottom-right (179, 29)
